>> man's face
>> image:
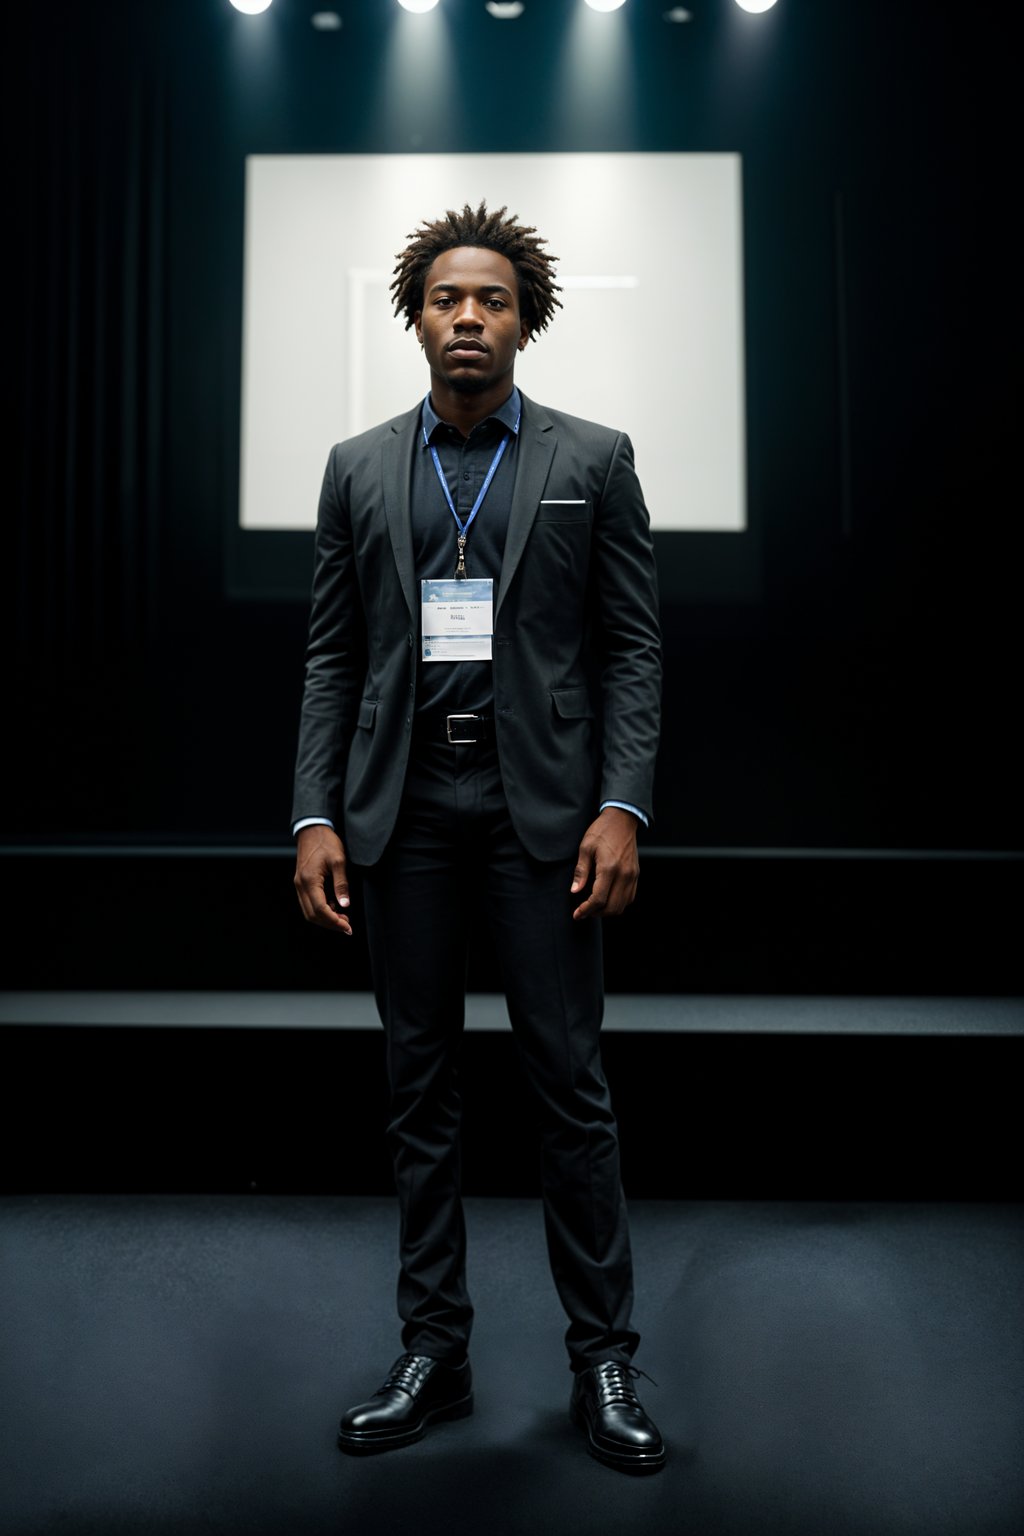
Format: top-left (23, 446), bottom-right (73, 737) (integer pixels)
top-left (414, 246), bottom-right (529, 395)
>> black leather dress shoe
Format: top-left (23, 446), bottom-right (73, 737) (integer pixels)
top-left (337, 1353), bottom-right (473, 1454)
top-left (570, 1362), bottom-right (666, 1473)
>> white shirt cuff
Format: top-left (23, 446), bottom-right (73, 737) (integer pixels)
top-left (599, 800), bottom-right (649, 828)
top-left (293, 816), bottom-right (335, 837)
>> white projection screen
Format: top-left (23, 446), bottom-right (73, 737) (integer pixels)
top-left (239, 153), bottom-right (746, 533)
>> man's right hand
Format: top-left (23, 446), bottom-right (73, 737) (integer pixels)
top-left (293, 825), bottom-right (352, 936)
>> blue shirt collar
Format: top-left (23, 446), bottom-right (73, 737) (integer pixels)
top-left (421, 385), bottom-right (521, 445)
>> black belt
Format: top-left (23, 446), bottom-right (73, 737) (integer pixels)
top-left (415, 712), bottom-right (493, 744)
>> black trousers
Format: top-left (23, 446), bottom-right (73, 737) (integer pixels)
top-left (359, 736), bottom-right (639, 1373)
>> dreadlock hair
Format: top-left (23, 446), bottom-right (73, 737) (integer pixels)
top-left (390, 201), bottom-right (562, 340)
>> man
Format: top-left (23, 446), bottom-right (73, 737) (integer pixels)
top-left (292, 202), bottom-right (664, 1473)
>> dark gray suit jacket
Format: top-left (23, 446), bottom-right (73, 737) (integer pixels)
top-left (291, 391), bottom-right (662, 866)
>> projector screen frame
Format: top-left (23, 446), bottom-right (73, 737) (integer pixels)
top-left (226, 149), bottom-right (764, 605)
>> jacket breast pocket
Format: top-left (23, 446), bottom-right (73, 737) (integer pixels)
top-left (535, 499), bottom-right (591, 524)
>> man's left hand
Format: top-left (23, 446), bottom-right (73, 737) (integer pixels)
top-left (570, 807), bottom-right (641, 921)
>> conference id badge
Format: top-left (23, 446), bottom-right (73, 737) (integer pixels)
top-left (421, 578), bottom-right (494, 662)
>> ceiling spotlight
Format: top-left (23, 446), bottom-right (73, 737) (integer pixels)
top-left (486, 2), bottom-right (525, 16)
top-left (734, 0), bottom-right (778, 12)
top-left (311, 11), bottom-right (342, 28)
top-left (229, 0), bottom-right (273, 13)
top-left (663, 6), bottom-right (691, 18)
top-left (397, 0), bottom-right (440, 12)
top-left (584, 0), bottom-right (627, 11)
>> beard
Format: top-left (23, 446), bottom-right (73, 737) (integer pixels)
top-left (445, 371), bottom-right (493, 395)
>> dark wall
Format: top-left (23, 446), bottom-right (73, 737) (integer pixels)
top-left (6, 0), bottom-right (1019, 853)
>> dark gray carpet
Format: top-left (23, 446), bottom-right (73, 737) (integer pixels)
top-left (1, 1197), bottom-right (1021, 1536)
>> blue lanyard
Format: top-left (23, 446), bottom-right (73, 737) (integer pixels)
top-left (423, 409), bottom-right (520, 579)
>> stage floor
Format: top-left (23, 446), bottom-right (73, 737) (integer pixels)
top-left (1, 1195), bottom-right (1021, 1535)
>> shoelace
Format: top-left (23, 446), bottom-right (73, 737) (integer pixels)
top-left (593, 1362), bottom-right (659, 1407)
top-left (379, 1353), bottom-right (434, 1396)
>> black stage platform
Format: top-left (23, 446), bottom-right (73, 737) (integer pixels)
top-left (2, 993), bottom-right (1021, 1200)
top-left (1, 1195), bottom-right (1022, 1536)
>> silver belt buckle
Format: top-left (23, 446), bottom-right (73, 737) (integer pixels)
top-left (446, 713), bottom-right (479, 744)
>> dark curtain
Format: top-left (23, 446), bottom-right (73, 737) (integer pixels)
top-left (8, 4), bottom-right (169, 833)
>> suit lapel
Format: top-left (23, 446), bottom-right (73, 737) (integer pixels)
top-left (496, 394), bottom-right (556, 616)
top-left (381, 405), bottom-right (421, 623)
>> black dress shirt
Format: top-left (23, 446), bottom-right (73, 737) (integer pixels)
top-left (412, 387), bottom-right (521, 722)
